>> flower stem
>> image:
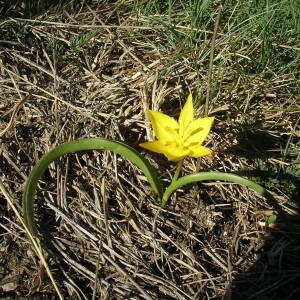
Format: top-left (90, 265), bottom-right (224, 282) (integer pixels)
top-left (171, 159), bottom-right (184, 184)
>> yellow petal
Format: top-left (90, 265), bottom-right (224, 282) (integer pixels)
top-left (139, 141), bottom-right (189, 161)
top-left (184, 116), bottom-right (214, 146)
top-left (178, 94), bottom-right (194, 136)
top-left (188, 145), bottom-right (213, 157)
top-left (166, 151), bottom-right (190, 162)
top-left (148, 110), bottom-right (179, 143)
top-left (139, 140), bottom-right (168, 154)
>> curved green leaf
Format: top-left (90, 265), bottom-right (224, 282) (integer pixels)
top-left (23, 138), bottom-right (163, 236)
top-left (162, 172), bottom-right (287, 220)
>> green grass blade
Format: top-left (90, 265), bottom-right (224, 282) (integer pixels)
top-left (162, 172), bottom-right (288, 220)
top-left (23, 138), bottom-right (163, 236)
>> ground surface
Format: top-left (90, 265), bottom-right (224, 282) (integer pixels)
top-left (0, 1), bottom-right (299, 299)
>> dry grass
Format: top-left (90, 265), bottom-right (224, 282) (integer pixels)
top-left (0, 1), bottom-right (299, 299)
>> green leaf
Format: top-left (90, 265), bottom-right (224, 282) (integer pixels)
top-left (266, 214), bottom-right (277, 225)
top-left (22, 138), bottom-right (163, 237)
top-left (162, 172), bottom-right (287, 221)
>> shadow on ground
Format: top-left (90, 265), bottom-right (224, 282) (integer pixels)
top-left (227, 213), bottom-right (300, 300)
top-left (225, 128), bottom-right (300, 300)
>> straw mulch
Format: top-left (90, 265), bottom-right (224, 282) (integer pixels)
top-left (0, 2), bottom-right (299, 299)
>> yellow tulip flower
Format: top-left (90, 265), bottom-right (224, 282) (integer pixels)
top-left (139, 94), bottom-right (214, 161)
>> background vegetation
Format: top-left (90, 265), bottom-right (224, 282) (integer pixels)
top-left (0, 0), bottom-right (299, 299)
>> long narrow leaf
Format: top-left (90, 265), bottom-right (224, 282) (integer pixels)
top-left (162, 172), bottom-right (288, 220)
top-left (23, 138), bottom-right (163, 236)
